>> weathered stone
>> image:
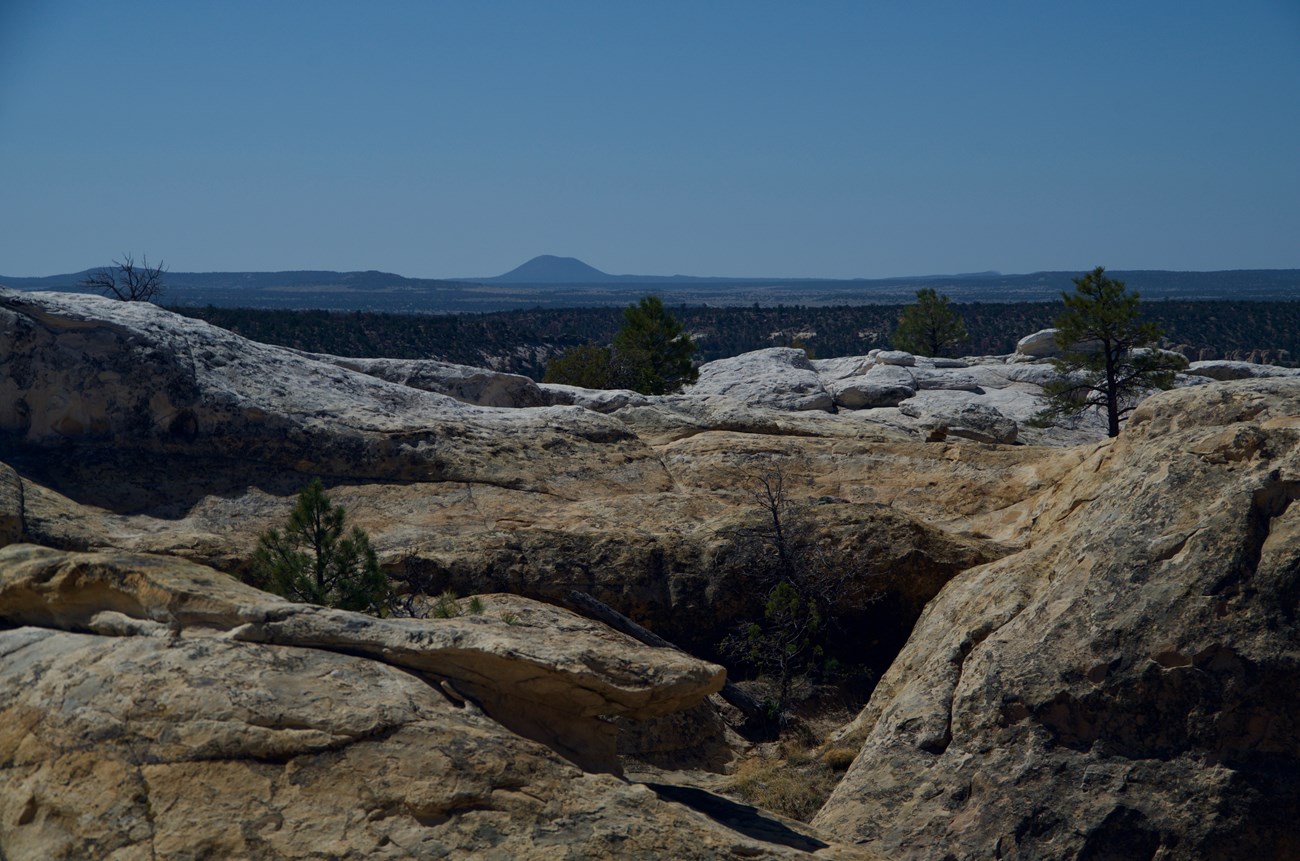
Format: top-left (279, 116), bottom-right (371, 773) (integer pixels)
top-left (910, 368), bottom-right (983, 392)
top-left (0, 622), bottom-right (872, 861)
top-left (538, 382), bottom-right (652, 412)
top-left (0, 544), bottom-right (728, 773)
top-left (1014, 327), bottom-right (1063, 357)
top-left (687, 348), bottom-right (834, 412)
top-left (825, 360), bottom-right (923, 408)
top-left (815, 377), bottom-right (1300, 860)
top-left (811, 355), bottom-right (873, 381)
top-left (1186, 360), bottom-right (1300, 381)
top-left (310, 353), bottom-right (547, 407)
top-left (917, 357), bottom-right (969, 369)
top-left (828, 378), bottom-right (914, 409)
top-left (898, 399), bottom-right (1019, 444)
top-left (873, 350), bottom-right (916, 367)
top-left (0, 289), bottom-right (668, 495)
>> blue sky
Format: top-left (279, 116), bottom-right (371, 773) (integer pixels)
top-left (2, 0), bottom-right (1298, 278)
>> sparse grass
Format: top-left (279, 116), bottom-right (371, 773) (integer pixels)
top-left (820, 746), bottom-right (857, 771)
top-left (430, 589), bottom-right (461, 618)
top-left (500, 611), bottom-right (522, 626)
top-left (721, 731), bottom-right (851, 822)
top-left (724, 755), bottom-right (841, 822)
top-left (431, 591), bottom-right (489, 618)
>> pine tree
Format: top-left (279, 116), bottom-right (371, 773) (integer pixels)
top-left (612, 296), bottom-right (699, 394)
top-left (543, 343), bottom-right (617, 389)
top-left (1040, 267), bottom-right (1184, 437)
top-left (543, 296), bottom-right (698, 394)
top-left (892, 288), bottom-right (968, 357)
top-left (250, 479), bottom-right (388, 613)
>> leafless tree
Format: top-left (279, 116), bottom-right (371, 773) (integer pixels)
top-left (720, 458), bottom-right (878, 723)
top-left (81, 253), bottom-right (166, 302)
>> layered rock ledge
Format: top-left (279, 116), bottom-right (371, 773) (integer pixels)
top-left (0, 545), bottom-right (879, 859)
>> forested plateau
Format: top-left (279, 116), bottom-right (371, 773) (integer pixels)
top-left (176, 299), bottom-right (1300, 378)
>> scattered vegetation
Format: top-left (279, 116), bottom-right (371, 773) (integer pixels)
top-left (723, 732), bottom-right (847, 822)
top-left (892, 287), bottom-right (968, 357)
top-left (719, 462), bottom-right (876, 726)
top-left (1038, 267), bottom-right (1185, 437)
top-left (175, 299), bottom-right (1300, 380)
top-left (247, 479), bottom-right (389, 613)
top-left (429, 589), bottom-right (487, 618)
top-left (544, 295), bottom-right (699, 393)
top-left (83, 253), bottom-right (166, 302)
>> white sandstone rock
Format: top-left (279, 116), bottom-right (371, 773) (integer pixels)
top-left (687, 347), bottom-right (833, 412)
top-left (1185, 360), bottom-right (1300, 381)
top-left (874, 350), bottom-right (917, 367)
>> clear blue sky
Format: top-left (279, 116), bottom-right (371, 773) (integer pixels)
top-left (2, 0), bottom-right (1298, 279)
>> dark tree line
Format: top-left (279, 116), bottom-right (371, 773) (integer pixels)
top-left (173, 299), bottom-right (1300, 379)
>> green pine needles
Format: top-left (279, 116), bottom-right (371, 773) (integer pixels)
top-left (544, 295), bottom-right (698, 394)
top-left (250, 479), bottom-right (389, 613)
top-left (892, 288), bottom-right (968, 358)
top-left (1039, 266), bottom-right (1184, 437)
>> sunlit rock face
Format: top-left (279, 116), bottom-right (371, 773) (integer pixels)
top-left (815, 378), bottom-right (1300, 860)
top-left (5, 289), bottom-right (1300, 858)
top-left (0, 545), bottom-right (884, 860)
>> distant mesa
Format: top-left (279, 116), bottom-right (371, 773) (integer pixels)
top-left (485, 255), bottom-right (614, 284)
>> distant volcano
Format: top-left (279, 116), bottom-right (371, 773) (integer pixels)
top-left (486, 255), bottom-right (613, 283)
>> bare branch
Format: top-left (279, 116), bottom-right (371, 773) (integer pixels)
top-left (81, 252), bottom-right (167, 302)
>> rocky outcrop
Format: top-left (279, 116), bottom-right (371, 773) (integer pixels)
top-left (0, 544), bottom-right (725, 773)
top-left (814, 377), bottom-right (1300, 859)
top-left (898, 400), bottom-right (1018, 444)
top-left (1014, 327), bottom-right (1063, 358)
top-left (687, 347), bottom-right (834, 412)
top-left (9, 290), bottom-right (1300, 856)
top-left (538, 382), bottom-right (652, 412)
top-left (0, 289), bottom-right (666, 495)
top-left (1186, 359), bottom-right (1300, 381)
top-left (0, 545), bottom-right (879, 860)
top-left (310, 353), bottom-right (547, 407)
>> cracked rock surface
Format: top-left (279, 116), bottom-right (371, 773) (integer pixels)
top-left (0, 546), bottom-right (875, 860)
top-left (814, 379), bottom-right (1300, 859)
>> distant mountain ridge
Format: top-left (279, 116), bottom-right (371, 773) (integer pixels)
top-left (485, 255), bottom-right (613, 283)
top-left (468, 254), bottom-right (810, 285)
top-left (3, 259), bottom-right (1298, 313)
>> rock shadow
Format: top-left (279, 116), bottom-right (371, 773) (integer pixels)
top-left (641, 782), bottom-right (829, 853)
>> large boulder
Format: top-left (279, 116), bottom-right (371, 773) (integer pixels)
top-left (538, 382), bottom-right (652, 412)
top-left (828, 378), bottom-right (914, 410)
top-left (0, 290), bottom-right (665, 495)
top-left (873, 350), bottom-right (916, 367)
top-left (898, 398), bottom-right (1019, 445)
top-left (1186, 360), bottom-right (1300, 382)
top-left (815, 377), bottom-right (1300, 859)
top-left (311, 354), bottom-right (547, 408)
top-left (1014, 327), bottom-right (1063, 358)
top-left (688, 348), bottom-right (833, 412)
top-left (0, 546), bottom-right (878, 860)
top-left (910, 369), bottom-right (983, 392)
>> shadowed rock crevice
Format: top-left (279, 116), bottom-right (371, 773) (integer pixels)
top-left (644, 783), bottom-right (830, 853)
top-left (0, 545), bottom-right (726, 775)
top-left (815, 383), bottom-right (1300, 859)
